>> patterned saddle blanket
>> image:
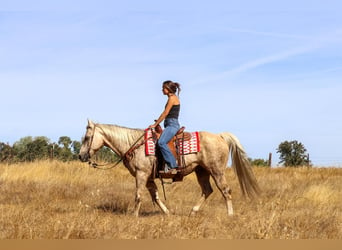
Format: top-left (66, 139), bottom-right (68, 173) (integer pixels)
top-left (144, 129), bottom-right (200, 156)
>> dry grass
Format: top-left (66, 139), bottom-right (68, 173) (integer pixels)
top-left (0, 161), bottom-right (340, 239)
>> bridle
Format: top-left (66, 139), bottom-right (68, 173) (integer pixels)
top-left (85, 124), bottom-right (147, 170)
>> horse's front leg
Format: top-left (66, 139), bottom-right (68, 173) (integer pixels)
top-left (146, 179), bottom-right (170, 215)
top-left (133, 171), bottom-right (148, 217)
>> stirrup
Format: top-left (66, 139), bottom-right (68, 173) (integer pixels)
top-left (161, 166), bottom-right (178, 174)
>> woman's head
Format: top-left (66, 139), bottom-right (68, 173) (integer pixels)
top-left (163, 80), bottom-right (181, 96)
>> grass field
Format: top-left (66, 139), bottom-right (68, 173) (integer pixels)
top-left (0, 161), bottom-right (340, 239)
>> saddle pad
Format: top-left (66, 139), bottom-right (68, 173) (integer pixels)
top-left (178, 131), bottom-right (200, 155)
top-left (145, 129), bottom-right (156, 156)
top-left (144, 129), bottom-right (200, 156)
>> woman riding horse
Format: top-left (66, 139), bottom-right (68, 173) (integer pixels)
top-left (149, 80), bottom-right (181, 174)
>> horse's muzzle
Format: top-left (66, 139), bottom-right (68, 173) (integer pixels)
top-left (79, 153), bottom-right (90, 162)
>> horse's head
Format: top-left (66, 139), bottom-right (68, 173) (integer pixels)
top-left (79, 119), bottom-right (104, 162)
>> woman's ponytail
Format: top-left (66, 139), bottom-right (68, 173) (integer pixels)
top-left (163, 80), bottom-right (181, 96)
top-left (174, 82), bottom-right (181, 96)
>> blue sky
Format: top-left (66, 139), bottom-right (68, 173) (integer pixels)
top-left (1, 0), bottom-right (341, 166)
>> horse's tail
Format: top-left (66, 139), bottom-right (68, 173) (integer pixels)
top-left (219, 132), bottom-right (260, 199)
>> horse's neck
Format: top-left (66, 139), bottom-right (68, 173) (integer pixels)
top-left (98, 124), bottom-right (143, 156)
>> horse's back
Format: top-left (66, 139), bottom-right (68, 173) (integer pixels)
top-left (197, 131), bottom-right (230, 163)
top-left (198, 131), bottom-right (229, 148)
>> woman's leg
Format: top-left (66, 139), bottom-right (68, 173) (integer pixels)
top-left (158, 126), bottom-right (178, 168)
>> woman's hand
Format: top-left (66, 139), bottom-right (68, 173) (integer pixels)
top-left (148, 123), bottom-right (157, 129)
top-left (148, 119), bottom-right (160, 129)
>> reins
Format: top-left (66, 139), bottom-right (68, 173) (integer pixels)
top-left (88, 158), bottom-right (123, 170)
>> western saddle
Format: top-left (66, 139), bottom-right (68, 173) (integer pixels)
top-left (151, 124), bottom-right (192, 181)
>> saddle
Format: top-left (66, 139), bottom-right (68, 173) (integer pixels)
top-left (152, 124), bottom-right (193, 181)
top-left (153, 124), bottom-right (192, 159)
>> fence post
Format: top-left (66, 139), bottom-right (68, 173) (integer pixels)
top-left (50, 144), bottom-right (54, 161)
top-left (268, 153), bottom-right (272, 167)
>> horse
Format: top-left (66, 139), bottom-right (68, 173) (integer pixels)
top-left (79, 119), bottom-right (260, 217)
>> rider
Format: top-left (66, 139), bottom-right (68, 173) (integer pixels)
top-left (149, 80), bottom-right (181, 173)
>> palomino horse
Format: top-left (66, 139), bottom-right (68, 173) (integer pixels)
top-left (79, 120), bottom-right (260, 217)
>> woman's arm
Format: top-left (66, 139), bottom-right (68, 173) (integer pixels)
top-left (149, 96), bottom-right (178, 128)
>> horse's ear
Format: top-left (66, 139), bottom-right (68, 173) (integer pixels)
top-left (87, 119), bottom-right (94, 127)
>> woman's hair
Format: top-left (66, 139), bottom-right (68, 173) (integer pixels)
top-left (163, 80), bottom-right (181, 96)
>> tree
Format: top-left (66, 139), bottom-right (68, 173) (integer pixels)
top-left (13, 136), bottom-right (34, 162)
top-left (71, 140), bottom-right (81, 160)
top-left (249, 158), bottom-right (269, 167)
top-left (57, 136), bottom-right (73, 161)
top-left (13, 136), bottom-right (50, 162)
top-left (58, 136), bottom-right (72, 149)
top-left (3, 136), bottom-right (117, 163)
top-left (0, 142), bottom-right (14, 162)
top-left (277, 140), bottom-right (310, 167)
top-left (27, 136), bottom-right (51, 161)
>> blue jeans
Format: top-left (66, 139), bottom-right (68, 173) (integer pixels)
top-left (158, 118), bottom-right (180, 168)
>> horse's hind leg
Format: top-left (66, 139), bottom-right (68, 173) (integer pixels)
top-left (211, 172), bottom-right (234, 216)
top-left (190, 166), bottom-right (213, 216)
top-left (146, 179), bottom-right (170, 215)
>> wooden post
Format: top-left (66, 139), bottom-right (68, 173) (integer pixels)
top-left (50, 144), bottom-right (54, 161)
top-left (268, 153), bottom-right (272, 167)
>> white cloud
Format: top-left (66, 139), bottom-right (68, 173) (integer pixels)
top-left (193, 29), bottom-right (342, 85)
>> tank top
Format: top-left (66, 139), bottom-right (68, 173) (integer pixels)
top-left (166, 104), bottom-right (180, 119)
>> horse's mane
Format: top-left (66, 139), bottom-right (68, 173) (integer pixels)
top-left (97, 123), bottom-right (144, 146)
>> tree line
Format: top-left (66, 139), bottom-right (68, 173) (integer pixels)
top-left (0, 136), bottom-right (118, 163)
top-left (0, 136), bottom-right (310, 167)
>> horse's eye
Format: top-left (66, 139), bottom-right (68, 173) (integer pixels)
top-left (82, 136), bottom-right (90, 143)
